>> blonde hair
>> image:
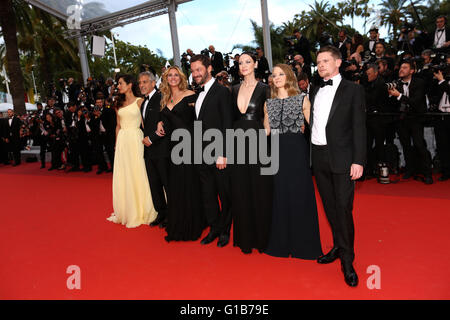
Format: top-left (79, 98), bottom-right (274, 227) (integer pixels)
top-left (270, 64), bottom-right (300, 99)
top-left (159, 66), bottom-right (188, 110)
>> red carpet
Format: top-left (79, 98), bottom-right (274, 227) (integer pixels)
top-left (1, 163), bottom-right (449, 300)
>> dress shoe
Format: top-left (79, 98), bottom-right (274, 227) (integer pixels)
top-left (40, 164), bottom-right (45, 169)
top-left (241, 248), bottom-right (252, 254)
top-left (200, 231), bottom-right (219, 245)
top-left (48, 167), bottom-right (55, 171)
top-left (402, 172), bottom-right (413, 179)
top-left (317, 247), bottom-right (340, 264)
top-left (164, 235), bottom-right (171, 243)
top-left (150, 214), bottom-right (166, 227)
top-left (217, 233), bottom-right (229, 247)
top-left (83, 167), bottom-right (92, 173)
top-left (424, 176), bottom-right (433, 185)
top-left (68, 167), bottom-right (80, 172)
top-left (438, 175), bottom-right (450, 182)
top-left (106, 168), bottom-right (113, 173)
top-left (96, 169), bottom-right (104, 175)
top-left (341, 262), bottom-right (359, 287)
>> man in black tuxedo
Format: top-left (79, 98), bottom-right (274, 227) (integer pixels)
top-left (364, 27), bottom-right (380, 55)
top-left (0, 115), bottom-right (9, 164)
top-left (255, 47), bottom-right (270, 83)
top-left (291, 29), bottom-right (312, 66)
top-left (431, 16), bottom-right (450, 52)
top-left (4, 109), bottom-right (23, 166)
top-left (139, 71), bottom-right (169, 228)
top-left (307, 45), bottom-right (366, 287)
top-left (190, 54), bottom-right (233, 248)
top-left (334, 29), bottom-right (351, 61)
top-left (98, 98), bottom-right (116, 172)
top-left (388, 60), bottom-right (433, 184)
top-left (208, 45), bottom-right (225, 77)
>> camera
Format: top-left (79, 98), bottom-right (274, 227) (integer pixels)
top-left (200, 48), bottom-right (209, 56)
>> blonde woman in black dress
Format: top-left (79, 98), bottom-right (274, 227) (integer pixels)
top-left (264, 64), bottom-right (323, 260)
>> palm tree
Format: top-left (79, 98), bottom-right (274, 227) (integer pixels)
top-left (0, 0), bottom-right (26, 115)
top-left (294, 0), bottom-right (343, 47)
top-left (376, 0), bottom-right (412, 43)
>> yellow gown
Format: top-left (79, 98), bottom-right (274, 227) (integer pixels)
top-left (107, 98), bottom-right (157, 228)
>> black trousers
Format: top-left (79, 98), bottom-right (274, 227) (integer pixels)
top-left (366, 115), bottom-right (389, 173)
top-left (434, 116), bottom-right (450, 176)
top-left (0, 138), bottom-right (8, 164)
top-left (397, 118), bottom-right (432, 176)
top-left (92, 136), bottom-right (107, 171)
top-left (103, 134), bottom-right (115, 170)
top-left (197, 164), bottom-right (232, 235)
top-left (7, 138), bottom-right (21, 165)
top-left (145, 156), bottom-right (169, 217)
top-left (312, 144), bottom-right (355, 264)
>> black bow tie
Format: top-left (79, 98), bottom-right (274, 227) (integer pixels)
top-left (196, 86), bottom-right (205, 93)
top-left (401, 81), bottom-right (409, 86)
top-left (437, 29), bottom-right (444, 33)
top-left (320, 79), bottom-right (333, 87)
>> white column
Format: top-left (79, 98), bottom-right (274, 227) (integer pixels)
top-left (168, 0), bottom-right (181, 67)
top-left (260, 0), bottom-right (273, 71)
top-left (77, 32), bottom-right (91, 86)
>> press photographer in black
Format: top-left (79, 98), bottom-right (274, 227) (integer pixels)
top-left (288, 29), bottom-right (312, 66)
top-left (433, 64), bottom-right (450, 181)
top-left (364, 64), bottom-right (391, 177)
top-left (64, 101), bottom-right (81, 172)
top-left (388, 60), bottom-right (433, 184)
top-left (97, 97), bottom-right (116, 172)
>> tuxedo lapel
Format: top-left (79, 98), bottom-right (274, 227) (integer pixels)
top-left (327, 80), bottom-right (347, 125)
top-left (198, 81), bottom-right (219, 120)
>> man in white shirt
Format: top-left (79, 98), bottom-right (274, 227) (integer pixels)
top-left (307, 45), bottom-right (366, 287)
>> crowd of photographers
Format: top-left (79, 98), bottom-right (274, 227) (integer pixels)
top-left (1, 15), bottom-right (449, 183)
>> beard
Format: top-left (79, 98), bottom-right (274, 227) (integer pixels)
top-left (194, 72), bottom-right (209, 86)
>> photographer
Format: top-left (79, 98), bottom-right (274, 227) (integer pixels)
top-left (377, 58), bottom-right (394, 82)
top-left (215, 71), bottom-right (232, 90)
top-left (433, 66), bottom-right (450, 181)
top-left (255, 47), bottom-right (270, 83)
top-left (53, 108), bottom-right (67, 170)
top-left (90, 104), bottom-right (108, 174)
top-left (364, 64), bottom-right (391, 176)
top-left (64, 101), bottom-right (81, 172)
top-left (229, 54), bottom-right (241, 85)
top-left (293, 54), bottom-right (311, 79)
top-left (209, 45), bottom-right (225, 76)
top-left (288, 29), bottom-right (312, 66)
top-left (42, 112), bottom-right (63, 171)
top-left (76, 107), bottom-right (93, 172)
top-left (335, 29), bottom-right (351, 61)
top-left (388, 60), bottom-right (433, 184)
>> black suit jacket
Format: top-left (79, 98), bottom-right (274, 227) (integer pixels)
top-left (335, 39), bottom-right (351, 61)
top-left (196, 80), bottom-right (233, 159)
top-left (310, 78), bottom-right (367, 173)
top-left (396, 76), bottom-right (427, 115)
top-left (294, 36), bottom-right (312, 65)
top-left (365, 76), bottom-right (390, 113)
top-left (430, 27), bottom-right (450, 49)
top-left (142, 91), bottom-right (168, 159)
top-left (211, 51), bottom-right (225, 75)
top-left (4, 117), bottom-right (22, 141)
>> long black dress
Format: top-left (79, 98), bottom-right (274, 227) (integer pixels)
top-left (264, 94), bottom-right (323, 260)
top-left (161, 94), bottom-right (205, 241)
top-left (231, 82), bottom-right (273, 253)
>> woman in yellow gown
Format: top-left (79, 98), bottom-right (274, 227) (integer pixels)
top-left (107, 74), bottom-right (157, 228)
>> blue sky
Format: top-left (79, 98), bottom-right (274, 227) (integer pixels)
top-left (111, 0), bottom-right (387, 59)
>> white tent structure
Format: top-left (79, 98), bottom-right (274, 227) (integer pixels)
top-left (24, 0), bottom-right (273, 84)
top-left (0, 102), bottom-right (40, 113)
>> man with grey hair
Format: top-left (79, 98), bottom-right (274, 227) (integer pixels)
top-left (139, 71), bottom-right (169, 228)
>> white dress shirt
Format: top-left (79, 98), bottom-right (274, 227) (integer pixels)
top-left (195, 77), bottom-right (215, 118)
top-left (311, 73), bottom-right (342, 146)
top-left (434, 29), bottom-right (446, 48)
top-left (397, 79), bottom-right (411, 100)
top-left (8, 117), bottom-right (13, 127)
top-left (142, 88), bottom-right (157, 120)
